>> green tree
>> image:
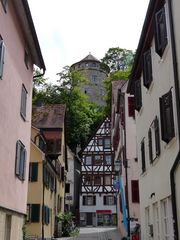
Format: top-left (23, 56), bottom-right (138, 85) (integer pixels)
top-left (101, 47), bottom-right (134, 115)
top-left (101, 47), bottom-right (134, 72)
top-left (33, 67), bottom-right (105, 151)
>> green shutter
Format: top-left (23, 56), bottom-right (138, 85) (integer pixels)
top-left (15, 141), bottom-right (21, 176)
top-left (31, 163), bottom-right (38, 182)
top-left (31, 204), bottom-right (40, 222)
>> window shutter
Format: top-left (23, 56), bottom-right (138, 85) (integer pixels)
top-left (31, 204), bottom-right (40, 222)
top-left (141, 140), bottom-right (146, 172)
top-left (128, 96), bottom-right (135, 117)
top-left (83, 196), bottom-right (86, 205)
top-left (154, 116), bottom-right (161, 156)
top-left (135, 80), bottom-right (142, 111)
top-left (148, 128), bottom-right (153, 163)
top-left (93, 196), bottom-right (96, 205)
top-left (131, 180), bottom-right (140, 203)
top-left (0, 40), bottom-right (5, 79)
top-left (160, 90), bottom-right (175, 143)
top-left (103, 196), bottom-right (106, 205)
top-left (15, 141), bottom-right (21, 176)
top-left (155, 6), bottom-right (168, 57)
top-left (143, 49), bottom-right (153, 88)
top-left (22, 148), bottom-right (27, 180)
top-left (20, 85), bottom-right (27, 119)
top-left (31, 163), bottom-right (38, 182)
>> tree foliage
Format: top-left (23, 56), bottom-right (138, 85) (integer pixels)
top-left (33, 67), bottom-right (105, 151)
top-left (101, 47), bottom-right (134, 72)
top-left (101, 47), bottom-right (135, 115)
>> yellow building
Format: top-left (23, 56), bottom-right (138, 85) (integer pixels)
top-left (27, 105), bottom-right (66, 239)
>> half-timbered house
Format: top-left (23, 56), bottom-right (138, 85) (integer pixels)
top-left (79, 117), bottom-right (117, 227)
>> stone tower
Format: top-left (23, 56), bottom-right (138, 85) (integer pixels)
top-left (71, 53), bottom-right (110, 106)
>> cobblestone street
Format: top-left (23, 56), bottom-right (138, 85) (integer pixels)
top-left (60, 227), bottom-right (121, 240)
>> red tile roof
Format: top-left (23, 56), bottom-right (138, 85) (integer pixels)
top-left (32, 104), bottom-right (66, 129)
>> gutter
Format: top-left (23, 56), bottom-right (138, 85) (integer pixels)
top-left (33, 68), bottom-right (46, 79)
top-left (168, 0), bottom-right (180, 238)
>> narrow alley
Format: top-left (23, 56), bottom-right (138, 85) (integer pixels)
top-left (60, 227), bottom-right (121, 240)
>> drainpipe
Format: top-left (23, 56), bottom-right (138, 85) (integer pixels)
top-left (168, 0), bottom-right (180, 238)
top-left (123, 92), bottom-right (130, 239)
top-left (33, 68), bottom-right (45, 79)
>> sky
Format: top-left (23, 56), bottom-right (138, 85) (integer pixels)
top-left (28, 0), bottom-right (150, 82)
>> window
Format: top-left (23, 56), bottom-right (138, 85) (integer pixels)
top-left (94, 155), bottom-right (102, 165)
top-left (104, 155), bottom-right (112, 165)
top-left (83, 175), bottom-right (92, 185)
top-left (161, 197), bottom-right (174, 239)
top-left (85, 156), bottom-right (92, 165)
top-left (160, 90), bottom-right (175, 143)
top-left (20, 84), bottom-right (27, 120)
top-left (103, 196), bottom-right (115, 205)
top-left (0, 38), bottom-right (5, 79)
top-left (155, 6), bottom-right (168, 57)
top-left (97, 138), bottom-right (103, 146)
top-left (104, 175), bottom-right (111, 185)
top-left (135, 80), bottom-right (142, 111)
top-left (141, 139), bottom-right (146, 173)
top-left (143, 49), bottom-right (153, 88)
top-left (131, 180), bottom-right (139, 203)
top-left (15, 140), bottom-right (26, 181)
top-left (27, 204), bottom-right (40, 223)
top-left (46, 139), bottom-right (61, 154)
top-left (4, 215), bottom-right (11, 240)
top-left (61, 166), bottom-right (64, 181)
top-left (29, 162), bottom-right (38, 182)
top-left (82, 196), bottom-right (96, 205)
top-left (148, 116), bottom-right (161, 163)
top-left (94, 175), bottom-right (102, 185)
top-left (65, 183), bottom-right (70, 193)
top-left (43, 167), bottom-right (50, 188)
top-left (128, 96), bottom-right (135, 117)
top-left (43, 206), bottom-right (50, 225)
top-left (104, 138), bottom-right (111, 149)
top-left (92, 75), bottom-right (97, 83)
top-left (1, 0), bottom-right (7, 12)
top-left (153, 203), bottom-right (160, 240)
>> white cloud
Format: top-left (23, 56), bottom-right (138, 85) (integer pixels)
top-left (28, 0), bottom-right (150, 82)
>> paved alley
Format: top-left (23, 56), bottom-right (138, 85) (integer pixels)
top-left (60, 227), bottom-right (121, 240)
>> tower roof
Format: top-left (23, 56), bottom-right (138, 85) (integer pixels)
top-left (80, 53), bottom-right (100, 63)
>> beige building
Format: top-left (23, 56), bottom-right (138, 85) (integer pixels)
top-left (27, 105), bottom-right (66, 239)
top-left (0, 0), bottom-right (45, 239)
top-left (127, 0), bottom-right (180, 239)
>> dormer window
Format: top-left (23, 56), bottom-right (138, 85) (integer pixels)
top-left (143, 49), bottom-right (153, 88)
top-left (154, 6), bottom-right (168, 57)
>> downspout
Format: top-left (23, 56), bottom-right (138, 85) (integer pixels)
top-left (168, 0), bottom-right (180, 238)
top-left (33, 68), bottom-right (45, 79)
top-left (123, 92), bottom-right (130, 239)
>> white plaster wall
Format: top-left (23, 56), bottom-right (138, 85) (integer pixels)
top-left (171, 1), bottom-right (180, 238)
top-left (136, 3), bottom-right (179, 239)
top-left (80, 194), bottom-right (116, 213)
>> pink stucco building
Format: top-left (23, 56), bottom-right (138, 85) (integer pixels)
top-left (0, 1), bottom-right (45, 239)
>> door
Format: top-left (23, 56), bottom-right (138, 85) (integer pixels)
top-left (86, 213), bottom-right (93, 226)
